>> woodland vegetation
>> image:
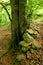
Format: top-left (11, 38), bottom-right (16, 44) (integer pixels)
top-left (0, 0), bottom-right (43, 65)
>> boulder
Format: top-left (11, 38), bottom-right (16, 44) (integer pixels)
top-left (26, 29), bottom-right (38, 39)
top-left (30, 60), bottom-right (35, 65)
top-left (19, 41), bottom-right (30, 47)
top-left (26, 29), bottom-right (34, 34)
top-left (21, 46), bottom-right (30, 52)
top-left (16, 54), bottom-right (26, 61)
top-left (32, 39), bottom-right (41, 49)
top-left (30, 48), bottom-right (35, 53)
top-left (26, 29), bottom-right (38, 35)
top-left (23, 33), bottom-right (33, 43)
top-left (34, 31), bottom-right (38, 35)
top-left (26, 51), bottom-right (31, 59)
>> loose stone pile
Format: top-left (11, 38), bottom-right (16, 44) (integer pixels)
top-left (16, 28), bottom-right (41, 62)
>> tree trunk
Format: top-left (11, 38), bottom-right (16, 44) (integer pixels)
top-left (19, 0), bottom-right (27, 34)
top-left (10, 0), bottom-right (27, 48)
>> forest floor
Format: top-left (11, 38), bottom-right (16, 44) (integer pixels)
top-left (0, 24), bottom-right (43, 65)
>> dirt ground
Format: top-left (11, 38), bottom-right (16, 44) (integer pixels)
top-left (0, 24), bottom-right (43, 65)
top-left (0, 26), bottom-right (13, 65)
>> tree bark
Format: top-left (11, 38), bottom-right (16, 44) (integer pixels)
top-left (10, 0), bottom-right (27, 48)
top-left (19, 0), bottom-right (27, 34)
